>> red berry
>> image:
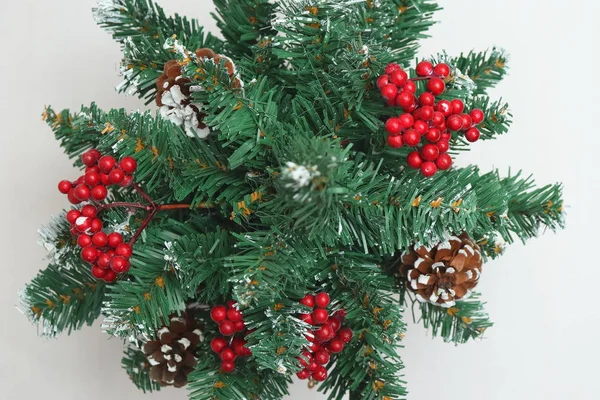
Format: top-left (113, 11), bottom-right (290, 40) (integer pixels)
top-left (403, 101), bottom-right (418, 113)
top-left (73, 184), bottom-right (90, 201)
top-left (226, 307), bottom-right (243, 323)
top-left (433, 63), bottom-right (450, 77)
top-left (66, 209), bottom-right (81, 224)
top-left (308, 361), bottom-right (319, 372)
top-left (460, 114), bottom-right (473, 130)
top-left (419, 92), bottom-right (436, 106)
top-left (91, 265), bottom-right (107, 279)
top-left (390, 70), bottom-right (408, 86)
top-left (402, 129), bottom-right (421, 147)
top-left (104, 270), bottom-right (117, 283)
top-left (437, 140), bottom-right (450, 153)
top-left (81, 246), bottom-right (98, 263)
top-left (416, 60), bottom-right (434, 77)
top-left (220, 347), bottom-right (237, 362)
top-left (338, 327), bottom-right (353, 343)
top-left (315, 293), bottom-right (330, 308)
top-left (403, 80), bottom-right (417, 93)
top-left (81, 205), bottom-right (97, 218)
top-left (58, 180), bottom-right (72, 194)
top-left (92, 231), bottom-right (108, 247)
top-left (420, 161), bottom-right (438, 177)
top-left (470, 108), bottom-right (485, 124)
top-left (98, 155), bottom-right (116, 173)
top-left (465, 127), bottom-right (481, 142)
top-left (380, 84), bottom-right (398, 100)
top-left (299, 351), bottom-right (313, 368)
top-left (108, 168), bottom-right (124, 184)
top-left (406, 151), bottom-right (423, 169)
top-left (232, 338), bottom-right (250, 356)
top-left (312, 309), bottom-right (329, 325)
top-left (296, 369), bottom-right (310, 380)
top-left (90, 185), bottom-right (108, 201)
top-left (312, 366), bottom-right (328, 382)
top-left (120, 175), bottom-right (133, 187)
top-left (385, 63), bottom-right (401, 74)
top-left (300, 294), bottom-right (315, 308)
top-left (300, 313), bottom-right (314, 325)
top-left (427, 77), bottom-right (445, 96)
top-left (419, 106), bottom-right (434, 121)
top-left (84, 171), bottom-right (100, 186)
top-left (90, 218), bottom-right (103, 233)
top-left (86, 165), bottom-right (100, 173)
top-left (119, 156), bottom-right (137, 174)
top-left (334, 309), bottom-right (346, 319)
top-left (107, 232), bottom-right (123, 248)
top-left (451, 99), bottom-right (465, 114)
top-left (309, 342), bottom-right (321, 352)
top-left (100, 174), bottom-right (111, 186)
top-left (398, 113), bottom-right (414, 129)
top-left (211, 305), bottom-right (227, 323)
top-left (436, 154), bottom-right (453, 170)
top-left (432, 112), bottom-right (445, 127)
top-left (315, 324), bottom-right (334, 341)
top-left (425, 128), bottom-right (441, 143)
top-left (115, 243), bottom-right (132, 259)
top-left (67, 190), bottom-right (82, 205)
top-left (210, 337), bottom-right (227, 353)
top-left (110, 255), bottom-right (130, 273)
top-left (220, 361), bottom-right (236, 373)
top-left (413, 120), bottom-right (428, 134)
top-left (314, 351), bottom-right (330, 365)
top-left (219, 320), bottom-right (235, 336)
top-left (77, 234), bottom-right (92, 247)
top-left (376, 75), bottom-right (389, 89)
top-left (396, 91), bottom-right (414, 108)
top-left (233, 320), bottom-right (246, 333)
top-left (436, 100), bottom-right (452, 117)
top-left (421, 144), bottom-right (440, 161)
top-left (81, 150), bottom-right (100, 167)
top-left (75, 216), bottom-right (92, 232)
top-left (329, 317), bottom-right (341, 332)
top-left (97, 252), bottom-right (111, 269)
top-left (385, 118), bottom-right (402, 135)
top-left (447, 115), bottom-right (464, 131)
top-left (329, 339), bottom-right (344, 353)
top-left (387, 134), bottom-right (403, 149)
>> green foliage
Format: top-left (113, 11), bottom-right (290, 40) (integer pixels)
top-left (408, 292), bottom-right (493, 344)
top-left (122, 346), bottom-right (162, 392)
top-left (21, 0), bottom-right (567, 398)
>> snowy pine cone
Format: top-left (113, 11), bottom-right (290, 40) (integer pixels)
top-left (398, 233), bottom-right (483, 308)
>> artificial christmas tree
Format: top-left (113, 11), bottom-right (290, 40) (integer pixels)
top-left (20, 0), bottom-right (565, 399)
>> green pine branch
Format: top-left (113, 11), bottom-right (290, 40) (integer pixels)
top-left (407, 291), bottom-right (493, 344)
top-left (122, 345), bottom-right (162, 393)
top-left (20, 263), bottom-right (106, 338)
top-left (94, 0), bottom-right (224, 103)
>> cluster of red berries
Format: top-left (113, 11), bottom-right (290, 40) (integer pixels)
top-left (377, 61), bottom-right (486, 177)
top-left (58, 149), bottom-right (137, 204)
top-left (296, 292), bottom-right (353, 382)
top-left (209, 302), bottom-right (252, 373)
top-left (66, 204), bottom-right (132, 282)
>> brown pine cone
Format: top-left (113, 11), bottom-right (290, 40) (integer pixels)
top-left (143, 313), bottom-right (203, 387)
top-left (398, 233), bottom-right (483, 308)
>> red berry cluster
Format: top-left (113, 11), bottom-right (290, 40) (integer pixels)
top-left (296, 292), bottom-right (353, 382)
top-left (209, 301), bottom-right (252, 373)
top-left (377, 61), bottom-right (486, 177)
top-left (58, 149), bottom-right (137, 204)
top-left (66, 204), bottom-right (132, 282)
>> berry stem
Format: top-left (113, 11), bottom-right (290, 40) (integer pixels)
top-left (131, 182), bottom-right (155, 205)
top-left (128, 207), bottom-right (159, 246)
top-left (409, 76), bottom-right (433, 82)
top-left (97, 202), bottom-right (153, 212)
top-left (158, 202), bottom-right (212, 210)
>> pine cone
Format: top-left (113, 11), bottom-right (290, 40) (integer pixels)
top-left (143, 313), bottom-right (203, 387)
top-left (155, 48), bottom-right (240, 138)
top-left (398, 233), bottom-right (483, 308)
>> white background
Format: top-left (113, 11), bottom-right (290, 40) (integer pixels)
top-left (1, 0), bottom-right (598, 399)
